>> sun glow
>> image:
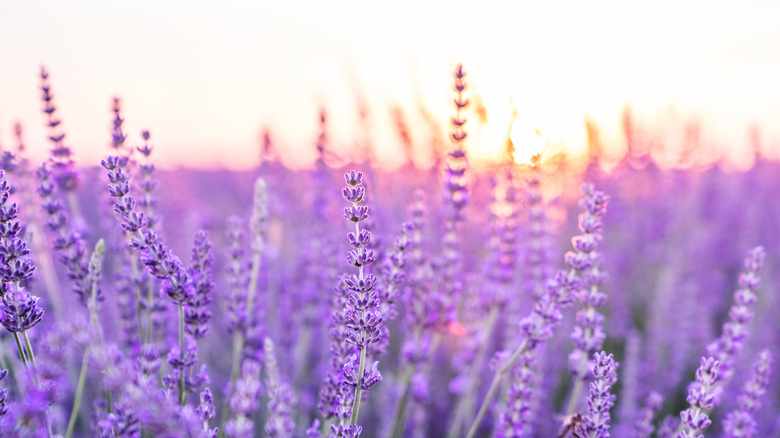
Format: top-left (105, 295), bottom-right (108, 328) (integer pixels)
top-left (510, 116), bottom-right (547, 165)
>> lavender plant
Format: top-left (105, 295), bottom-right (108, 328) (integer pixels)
top-left (721, 350), bottom-right (773, 438)
top-left (0, 63), bottom-right (778, 438)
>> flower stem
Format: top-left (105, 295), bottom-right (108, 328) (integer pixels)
top-left (145, 278), bottom-right (155, 344)
top-left (466, 338), bottom-right (530, 438)
top-left (65, 346), bottom-right (90, 438)
top-left (388, 365), bottom-right (415, 438)
top-left (348, 219), bottom-right (367, 426)
top-left (22, 331), bottom-right (36, 364)
top-left (447, 306), bottom-right (500, 438)
top-left (350, 344), bottom-right (368, 425)
top-left (178, 302), bottom-right (186, 406)
top-left (129, 257), bottom-right (145, 344)
top-left (13, 332), bottom-right (28, 364)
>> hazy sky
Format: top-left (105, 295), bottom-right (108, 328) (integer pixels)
top-left (1, 0), bottom-right (779, 169)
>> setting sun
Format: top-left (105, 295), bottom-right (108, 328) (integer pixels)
top-left (509, 116), bottom-right (546, 165)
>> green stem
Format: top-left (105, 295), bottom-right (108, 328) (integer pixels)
top-left (13, 332), bottom-right (28, 364)
top-left (219, 333), bottom-right (243, 434)
top-left (447, 306), bottom-right (500, 438)
top-left (348, 218), bottom-right (367, 427)
top-left (388, 366), bottom-right (414, 438)
top-left (36, 230), bottom-right (63, 317)
top-left (145, 276), bottom-right (154, 343)
top-left (565, 324), bottom-right (593, 415)
top-left (21, 330), bottom-right (52, 438)
top-left (247, 252), bottom-right (261, 316)
top-left (349, 345), bottom-right (367, 425)
top-left (65, 346), bottom-right (90, 438)
top-left (178, 303), bottom-right (186, 406)
top-left (1, 354), bottom-right (17, 393)
top-left (219, 244), bottom-right (263, 435)
top-left (129, 257), bottom-right (145, 345)
top-left (22, 331), bottom-right (36, 364)
top-left (466, 338), bottom-right (530, 438)
top-left (321, 418), bottom-right (335, 438)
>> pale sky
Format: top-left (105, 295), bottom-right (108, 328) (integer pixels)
top-left (1, 0), bottom-right (779, 169)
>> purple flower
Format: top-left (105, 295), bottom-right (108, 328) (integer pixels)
top-left (225, 359), bottom-right (262, 438)
top-left (632, 392), bottom-right (664, 438)
top-left (0, 369), bottom-right (8, 417)
top-left (39, 66), bottom-right (79, 192)
top-left (568, 184), bottom-right (610, 377)
top-left (496, 348), bottom-right (536, 438)
top-left (135, 130), bottom-right (159, 230)
top-left (263, 338), bottom-right (295, 438)
top-left (562, 184), bottom-right (610, 418)
top-left (340, 173), bottom-right (382, 345)
top-left (319, 170), bottom-right (382, 431)
top-left (706, 246), bottom-right (766, 383)
top-left (677, 356), bottom-right (720, 437)
top-left (103, 155), bottom-right (194, 305)
top-left (196, 388), bottom-right (218, 437)
top-left (185, 230), bottom-right (214, 340)
top-left (0, 171), bottom-right (36, 285)
top-left (722, 350), bottom-right (773, 438)
top-left (584, 351), bottom-right (619, 437)
top-left (139, 344), bottom-right (162, 377)
top-left (35, 162), bottom-right (97, 305)
top-left (97, 401), bottom-right (141, 438)
top-left (224, 216), bottom-right (249, 336)
top-left (111, 97), bottom-right (129, 152)
top-left (0, 285), bottom-right (43, 332)
top-left (435, 65), bottom-right (471, 325)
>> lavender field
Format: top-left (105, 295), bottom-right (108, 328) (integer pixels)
top-left (0, 62), bottom-right (777, 438)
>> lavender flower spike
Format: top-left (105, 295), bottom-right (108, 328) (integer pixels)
top-left (264, 338), bottom-right (294, 438)
top-left (566, 184), bottom-right (610, 415)
top-left (676, 356), bottom-right (720, 438)
top-left (0, 369), bottom-right (8, 418)
top-left (632, 392), bottom-right (664, 438)
top-left (585, 351), bottom-right (619, 438)
top-left (0, 285), bottom-right (44, 333)
top-left (185, 230), bottom-right (214, 340)
top-left (466, 185), bottom-right (606, 438)
top-left (225, 360), bottom-right (262, 438)
top-left (706, 246), bottom-right (766, 384)
top-left (40, 65), bottom-right (79, 193)
top-left (722, 350), bottom-right (773, 438)
top-left (341, 170), bottom-right (383, 428)
top-left (197, 387), bottom-right (218, 438)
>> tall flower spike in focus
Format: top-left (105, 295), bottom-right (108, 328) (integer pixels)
top-left (339, 170), bottom-right (382, 433)
top-left (0, 170), bottom-right (41, 333)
